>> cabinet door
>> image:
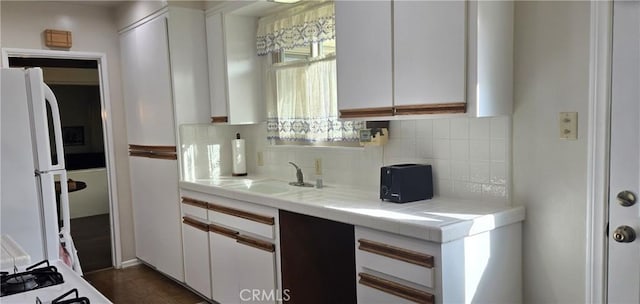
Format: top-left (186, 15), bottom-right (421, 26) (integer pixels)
top-left (119, 28), bottom-right (141, 141)
top-left (128, 156), bottom-right (156, 266)
top-left (210, 228), bottom-right (240, 303)
top-left (206, 13), bottom-right (264, 124)
top-left (236, 235), bottom-right (277, 304)
top-left (120, 14), bottom-right (176, 146)
top-left (129, 156), bottom-right (183, 281)
top-left (393, 1), bottom-right (466, 107)
top-left (182, 218), bottom-right (211, 298)
top-left (166, 8), bottom-right (211, 125)
top-left (224, 15), bottom-right (264, 125)
top-left (206, 12), bottom-right (229, 123)
top-left (335, 0), bottom-right (393, 116)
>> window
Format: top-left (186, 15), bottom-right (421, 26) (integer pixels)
top-left (258, 2), bottom-right (363, 146)
top-left (275, 39), bottom-right (335, 63)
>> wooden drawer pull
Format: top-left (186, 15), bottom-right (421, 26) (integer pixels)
top-left (209, 224), bottom-right (239, 239)
top-left (181, 196), bottom-right (209, 209)
top-left (358, 239), bottom-right (434, 268)
top-left (393, 102), bottom-right (466, 115)
top-left (208, 203), bottom-right (275, 226)
top-left (182, 216), bottom-right (209, 232)
top-left (129, 144), bottom-right (177, 153)
top-left (128, 145), bottom-right (177, 160)
top-left (236, 235), bottom-right (275, 253)
top-left (339, 107), bottom-right (394, 118)
top-left (129, 151), bottom-right (177, 160)
top-left (359, 273), bottom-right (434, 304)
top-left (211, 116), bottom-right (228, 123)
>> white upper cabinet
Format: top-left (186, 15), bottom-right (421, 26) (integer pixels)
top-left (120, 7), bottom-right (211, 146)
top-left (393, 1), bottom-right (466, 108)
top-left (336, 0), bottom-right (513, 119)
top-left (121, 14), bottom-right (176, 146)
top-left (206, 13), bottom-right (228, 123)
top-left (335, 0), bottom-right (394, 118)
top-left (206, 12), bottom-right (265, 125)
top-left (166, 8), bottom-right (212, 126)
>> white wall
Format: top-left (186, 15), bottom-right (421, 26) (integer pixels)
top-left (0, 1), bottom-right (136, 262)
top-left (513, 1), bottom-right (590, 303)
top-left (68, 169), bottom-right (110, 218)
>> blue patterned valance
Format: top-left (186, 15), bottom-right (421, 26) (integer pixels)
top-left (267, 117), bottom-right (364, 142)
top-left (257, 2), bottom-right (335, 56)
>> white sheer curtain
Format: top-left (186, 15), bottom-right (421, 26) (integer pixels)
top-left (266, 58), bottom-right (363, 143)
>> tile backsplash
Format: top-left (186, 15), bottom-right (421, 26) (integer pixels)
top-left (180, 116), bottom-right (511, 204)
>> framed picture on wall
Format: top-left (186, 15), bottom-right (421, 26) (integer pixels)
top-left (62, 126), bottom-right (84, 146)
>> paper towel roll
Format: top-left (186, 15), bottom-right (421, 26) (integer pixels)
top-left (232, 136), bottom-right (247, 176)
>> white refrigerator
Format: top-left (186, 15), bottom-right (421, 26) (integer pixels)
top-left (0, 67), bottom-right (81, 273)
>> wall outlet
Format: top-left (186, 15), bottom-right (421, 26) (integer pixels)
top-left (315, 158), bottom-right (322, 176)
top-left (559, 112), bottom-right (578, 140)
top-left (257, 151), bottom-right (264, 166)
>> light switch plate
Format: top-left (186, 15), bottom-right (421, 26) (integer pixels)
top-left (257, 151), bottom-right (264, 166)
top-left (315, 158), bottom-right (322, 176)
top-left (559, 112), bottom-right (578, 140)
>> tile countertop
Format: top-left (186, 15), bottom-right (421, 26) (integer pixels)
top-left (179, 177), bottom-right (525, 243)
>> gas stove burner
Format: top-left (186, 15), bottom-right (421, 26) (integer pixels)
top-left (0, 260), bottom-right (64, 297)
top-left (3, 273), bottom-right (39, 293)
top-left (47, 288), bottom-right (91, 304)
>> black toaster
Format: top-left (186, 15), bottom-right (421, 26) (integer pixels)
top-left (380, 164), bottom-right (433, 203)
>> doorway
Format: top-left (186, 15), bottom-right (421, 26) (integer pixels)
top-left (3, 50), bottom-right (122, 272)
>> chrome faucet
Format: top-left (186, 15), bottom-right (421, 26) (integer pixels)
top-left (288, 162), bottom-right (313, 187)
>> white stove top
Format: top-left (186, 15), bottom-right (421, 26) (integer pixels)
top-left (2, 260), bottom-right (111, 304)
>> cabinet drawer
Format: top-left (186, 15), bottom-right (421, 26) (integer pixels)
top-left (207, 197), bottom-right (276, 239)
top-left (181, 196), bottom-right (208, 219)
top-left (356, 227), bottom-right (438, 289)
top-left (236, 234), bottom-right (275, 253)
top-left (358, 273), bottom-right (434, 304)
top-left (182, 216), bottom-right (209, 232)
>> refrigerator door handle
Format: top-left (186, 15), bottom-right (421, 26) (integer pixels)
top-left (26, 68), bottom-right (66, 171)
top-left (42, 84), bottom-right (66, 171)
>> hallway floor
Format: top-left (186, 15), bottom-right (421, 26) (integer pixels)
top-left (71, 214), bottom-right (112, 272)
top-left (84, 265), bottom-right (205, 304)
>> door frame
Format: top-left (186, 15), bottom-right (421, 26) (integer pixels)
top-left (2, 48), bottom-right (123, 268)
top-left (585, 1), bottom-right (612, 303)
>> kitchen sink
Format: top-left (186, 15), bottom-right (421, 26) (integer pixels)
top-left (227, 179), bottom-right (303, 195)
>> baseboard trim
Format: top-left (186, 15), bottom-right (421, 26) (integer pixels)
top-left (120, 258), bottom-right (141, 268)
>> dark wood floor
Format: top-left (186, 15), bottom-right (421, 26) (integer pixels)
top-left (71, 214), bottom-right (112, 272)
top-left (84, 264), bottom-right (205, 304)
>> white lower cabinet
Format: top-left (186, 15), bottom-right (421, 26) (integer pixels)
top-left (355, 224), bottom-right (522, 304)
top-left (129, 156), bottom-right (183, 281)
top-left (208, 195), bottom-right (278, 304)
top-left (209, 229), bottom-right (277, 304)
top-left (182, 217), bottom-right (211, 297)
top-left (181, 196), bottom-right (211, 298)
top-left (181, 190), bottom-right (279, 304)
top-left (180, 187), bottom-right (522, 304)
top-left (209, 228), bottom-right (240, 303)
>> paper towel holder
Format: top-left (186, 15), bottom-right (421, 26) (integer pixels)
top-left (232, 133), bottom-right (248, 176)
